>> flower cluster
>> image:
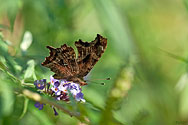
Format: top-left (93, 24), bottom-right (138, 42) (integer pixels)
top-left (33, 76), bottom-right (85, 115)
top-left (49, 76), bottom-right (85, 102)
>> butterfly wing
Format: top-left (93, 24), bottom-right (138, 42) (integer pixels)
top-left (41, 44), bottom-right (79, 79)
top-left (41, 34), bottom-right (107, 84)
top-left (75, 34), bottom-right (107, 77)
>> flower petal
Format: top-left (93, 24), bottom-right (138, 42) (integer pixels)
top-left (34, 102), bottom-right (40, 108)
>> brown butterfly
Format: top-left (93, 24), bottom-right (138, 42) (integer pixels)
top-left (41, 34), bottom-right (107, 86)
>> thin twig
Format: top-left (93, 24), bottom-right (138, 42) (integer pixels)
top-left (21, 89), bottom-right (88, 123)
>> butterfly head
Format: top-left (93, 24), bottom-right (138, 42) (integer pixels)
top-left (71, 77), bottom-right (88, 86)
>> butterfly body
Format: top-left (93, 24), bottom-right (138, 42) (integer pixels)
top-left (42, 34), bottom-right (107, 86)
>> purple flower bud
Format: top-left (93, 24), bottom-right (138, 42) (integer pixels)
top-left (34, 102), bottom-right (45, 110)
top-left (75, 92), bottom-right (84, 101)
top-left (53, 107), bottom-right (58, 116)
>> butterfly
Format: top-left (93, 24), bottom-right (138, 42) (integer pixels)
top-left (41, 34), bottom-right (107, 86)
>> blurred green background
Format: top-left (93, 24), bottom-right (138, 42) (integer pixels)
top-left (1, 0), bottom-right (188, 125)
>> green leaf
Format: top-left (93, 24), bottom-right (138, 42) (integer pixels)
top-left (159, 48), bottom-right (188, 63)
top-left (30, 107), bottom-right (53, 125)
top-left (0, 36), bottom-right (22, 74)
top-left (176, 73), bottom-right (188, 117)
top-left (18, 97), bottom-right (29, 120)
top-left (0, 79), bottom-right (14, 116)
top-left (0, 38), bottom-right (8, 54)
top-left (20, 31), bottom-right (33, 51)
top-left (24, 60), bottom-right (37, 81)
top-left (0, 60), bottom-right (21, 85)
top-left (6, 0), bottom-right (20, 31)
top-left (0, 60), bottom-right (8, 72)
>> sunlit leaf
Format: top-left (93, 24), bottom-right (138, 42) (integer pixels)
top-left (24, 60), bottom-right (37, 81)
top-left (179, 77), bottom-right (188, 118)
top-left (20, 31), bottom-right (33, 51)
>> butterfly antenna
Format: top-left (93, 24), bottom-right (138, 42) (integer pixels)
top-left (84, 80), bottom-right (105, 86)
top-left (87, 77), bottom-right (111, 81)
